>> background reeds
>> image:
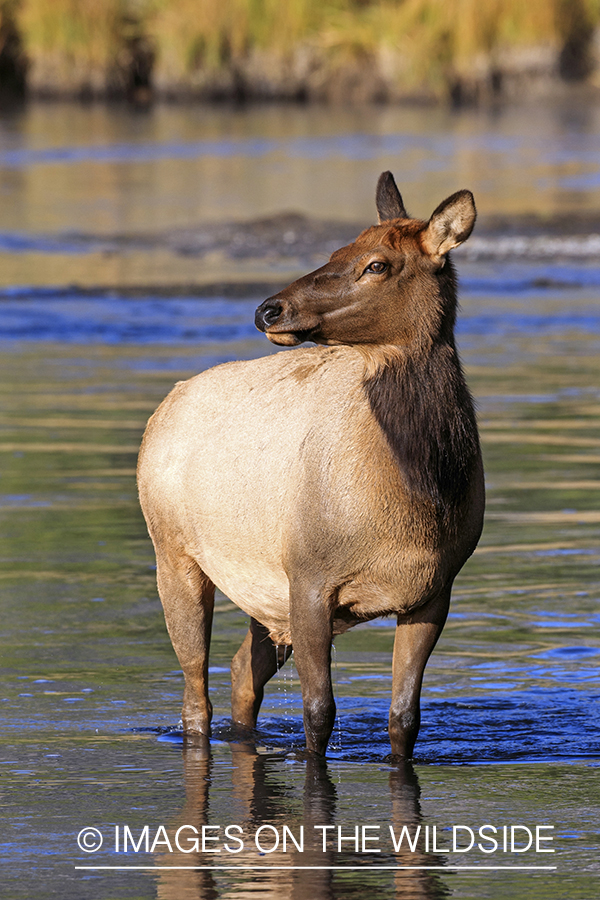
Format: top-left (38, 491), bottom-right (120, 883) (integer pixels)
top-left (1, 0), bottom-right (600, 102)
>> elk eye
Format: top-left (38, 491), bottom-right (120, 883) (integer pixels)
top-left (364, 260), bottom-right (388, 275)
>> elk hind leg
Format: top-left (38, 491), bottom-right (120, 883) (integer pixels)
top-left (231, 617), bottom-right (292, 728)
top-left (156, 551), bottom-right (215, 735)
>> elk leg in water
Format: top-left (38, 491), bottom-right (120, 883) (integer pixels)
top-left (155, 551), bottom-right (215, 735)
top-left (231, 618), bottom-right (292, 728)
top-left (290, 586), bottom-right (335, 755)
top-left (389, 587), bottom-right (451, 758)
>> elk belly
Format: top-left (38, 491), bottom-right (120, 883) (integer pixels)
top-left (193, 547), bottom-right (293, 644)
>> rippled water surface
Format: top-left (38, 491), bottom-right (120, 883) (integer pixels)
top-left (1, 101), bottom-right (599, 899)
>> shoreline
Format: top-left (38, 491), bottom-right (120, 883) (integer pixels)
top-left (3, 69), bottom-right (600, 110)
top-left (2, 2), bottom-right (600, 109)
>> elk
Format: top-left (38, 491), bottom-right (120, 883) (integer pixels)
top-left (137, 172), bottom-right (484, 758)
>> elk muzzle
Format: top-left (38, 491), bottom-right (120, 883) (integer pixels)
top-left (255, 295), bottom-right (320, 346)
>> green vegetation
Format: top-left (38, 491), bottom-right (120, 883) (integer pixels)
top-left (2, 0), bottom-right (600, 100)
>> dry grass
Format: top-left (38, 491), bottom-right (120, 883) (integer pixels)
top-left (379, 0), bottom-right (600, 85)
top-left (15, 0), bottom-right (125, 91)
top-left (144, 0), bottom-right (343, 82)
top-left (8, 0), bottom-right (600, 97)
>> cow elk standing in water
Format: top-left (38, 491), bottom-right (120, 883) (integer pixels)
top-left (137, 172), bottom-right (484, 758)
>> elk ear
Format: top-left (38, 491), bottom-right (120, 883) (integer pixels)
top-left (422, 190), bottom-right (476, 260)
top-left (376, 171), bottom-right (408, 223)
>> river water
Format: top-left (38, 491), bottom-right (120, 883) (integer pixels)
top-left (1, 100), bottom-right (599, 900)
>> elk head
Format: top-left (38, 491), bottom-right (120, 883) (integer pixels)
top-left (255, 172), bottom-right (476, 349)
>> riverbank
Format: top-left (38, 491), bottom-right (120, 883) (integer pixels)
top-left (1, 0), bottom-right (600, 105)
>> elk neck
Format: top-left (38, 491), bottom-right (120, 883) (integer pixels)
top-left (361, 260), bottom-right (480, 515)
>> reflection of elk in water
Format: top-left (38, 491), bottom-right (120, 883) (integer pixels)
top-left (154, 739), bottom-right (337, 900)
top-left (138, 171), bottom-right (484, 757)
top-left (154, 741), bottom-right (450, 900)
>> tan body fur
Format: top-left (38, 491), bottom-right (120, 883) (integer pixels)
top-left (140, 345), bottom-right (482, 641)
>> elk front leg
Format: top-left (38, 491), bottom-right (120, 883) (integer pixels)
top-left (389, 588), bottom-right (451, 759)
top-left (290, 588), bottom-right (335, 755)
top-left (231, 618), bottom-right (292, 728)
top-left (156, 551), bottom-right (215, 736)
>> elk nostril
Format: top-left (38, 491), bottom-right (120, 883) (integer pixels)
top-left (255, 300), bottom-right (283, 331)
top-left (263, 303), bottom-right (282, 325)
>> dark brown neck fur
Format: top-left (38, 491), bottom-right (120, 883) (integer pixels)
top-left (365, 345), bottom-right (479, 511)
top-left (364, 266), bottom-right (479, 514)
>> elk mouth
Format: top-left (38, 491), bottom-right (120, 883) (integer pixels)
top-left (265, 327), bottom-right (317, 346)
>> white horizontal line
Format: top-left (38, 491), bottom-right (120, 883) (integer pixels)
top-left (75, 865), bottom-right (558, 872)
